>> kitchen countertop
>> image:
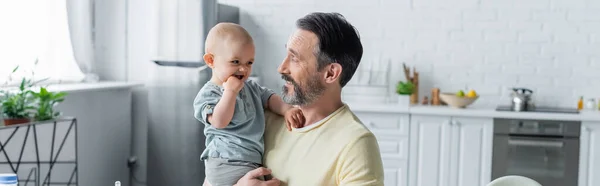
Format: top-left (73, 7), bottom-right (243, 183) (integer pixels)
top-left (346, 102), bottom-right (600, 122)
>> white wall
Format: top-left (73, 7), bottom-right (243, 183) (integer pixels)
top-left (220, 0), bottom-right (600, 108)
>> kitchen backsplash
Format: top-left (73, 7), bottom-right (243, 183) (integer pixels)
top-left (220, 0), bottom-right (599, 108)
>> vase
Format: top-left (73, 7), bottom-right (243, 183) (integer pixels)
top-left (397, 95), bottom-right (411, 106)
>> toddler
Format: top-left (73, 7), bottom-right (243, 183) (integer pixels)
top-left (193, 22), bottom-right (304, 186)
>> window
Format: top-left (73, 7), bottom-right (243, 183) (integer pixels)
top-left (0, 0), bottom-right (85, 86)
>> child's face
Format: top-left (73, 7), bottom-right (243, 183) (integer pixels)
top-left (211, 42), bottom-right (255, 83)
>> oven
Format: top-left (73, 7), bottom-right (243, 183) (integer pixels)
top-left (491, 118), bottom-right (580, 186)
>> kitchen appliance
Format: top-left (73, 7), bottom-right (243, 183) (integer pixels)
top-left (496, 105), bottom-right (580, 114)
top-left (510, 88), bottom-right (534, 111)
top-left (491, 118), bottom-right (581, 186)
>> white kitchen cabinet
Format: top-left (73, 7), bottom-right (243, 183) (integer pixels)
top-left (578, 121), bottom-right (600, 186)
top-left (408, 115), bottom-right (453, 186)
top-left (354, 112), bottom-right (410, 186)
top-left (448, 117), bottom-right (493, 186)
top-left (409, 115), bottom-right (493, 186)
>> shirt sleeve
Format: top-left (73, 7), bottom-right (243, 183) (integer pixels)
top-left (337, 133), bottom-right (385, 186)
top-left (246, 80), bottom-right (275, 108)
top-left (193, 86), bottom-right (222, 125)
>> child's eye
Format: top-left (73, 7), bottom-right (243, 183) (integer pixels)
top-left (231, 60), bottom-right (239, 64)
top-left (248, 61), bottom-right (253, 65)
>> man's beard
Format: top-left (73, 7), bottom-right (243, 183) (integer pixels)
top-left (281, 74), bottom-right (325, 106)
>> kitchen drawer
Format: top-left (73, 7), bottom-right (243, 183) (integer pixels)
top-left (354, 112), bottom-right (409, 135)
top-left (377, 136), bottom-right (408, 159)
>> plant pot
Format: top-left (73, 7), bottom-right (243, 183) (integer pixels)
top-left (3, 118), bottom-right (30, 126)
top-left (397, 95), bottom-right (411, 106)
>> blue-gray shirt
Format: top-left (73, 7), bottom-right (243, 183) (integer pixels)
top-left (193, 80), bottom-right (275, 164)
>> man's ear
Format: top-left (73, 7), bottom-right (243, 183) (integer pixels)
top-left (324, 63), bottom-right (342, 84)
top-left (204, 53), bottom-right (215, 68)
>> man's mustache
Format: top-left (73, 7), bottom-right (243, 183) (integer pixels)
top-left (281, 74), bottom-right (296, 84)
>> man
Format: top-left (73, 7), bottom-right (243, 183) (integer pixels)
top-left (205, 12), bottom-right (384, 186)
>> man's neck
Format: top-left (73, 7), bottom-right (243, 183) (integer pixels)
top-left (299, 93), bottom-right (344, 128)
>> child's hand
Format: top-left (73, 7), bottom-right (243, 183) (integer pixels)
top-left (223, 76), bottom-right (244, 93)
top-left (284, 107), bottom-right (304, 131)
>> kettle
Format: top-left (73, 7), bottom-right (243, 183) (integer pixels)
top-left (511, 88), bottom-right (534, 111)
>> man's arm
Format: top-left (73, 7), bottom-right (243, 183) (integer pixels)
top-left (337, 133), bottom-right (385, 186)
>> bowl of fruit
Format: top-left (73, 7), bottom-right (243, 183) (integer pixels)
top-left (439, 90), bottom-right (479, 108)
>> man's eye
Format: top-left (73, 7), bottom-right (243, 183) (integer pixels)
top-left (232, 60), bottom-right (239, 64)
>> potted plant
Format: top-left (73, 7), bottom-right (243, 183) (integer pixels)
top-left (396, 81), bottom-right (415, 106)
top-left (1, 63), bottom-right (60, 125)
top-left (31, 87), bottom-right (67, 121)
top-left (1, 79), bottom-right (36, 125)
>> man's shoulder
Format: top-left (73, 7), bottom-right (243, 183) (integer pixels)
top-left (333, 107), bottom-right (375, 136)
top-left (264, 110), bottom-right (286, 131)
top-left (264, 106), bottom-right (374, 132)
top-left (265, 110), bottom-right (283, 121)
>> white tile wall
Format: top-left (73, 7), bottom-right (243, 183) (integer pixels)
top-left (220, 0), bottom-right (599, 108)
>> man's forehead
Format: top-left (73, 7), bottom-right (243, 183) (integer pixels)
top-left (286, 29), bottom-right (318, 51)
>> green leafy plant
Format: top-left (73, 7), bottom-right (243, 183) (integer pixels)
top-left (1, 62), bottom-right (61, 122)
top-left (31, 87), bottom-right (67, 121)
top-left (396, 81), bottom-right (415, 95)
top-left (1, 79), bottom-right (36, 119)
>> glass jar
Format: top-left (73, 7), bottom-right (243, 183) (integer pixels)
top-left (587, 99), bottom-right (596, 110)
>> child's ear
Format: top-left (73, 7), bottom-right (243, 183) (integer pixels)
top-left (204, 53), bottom-right (215, 68)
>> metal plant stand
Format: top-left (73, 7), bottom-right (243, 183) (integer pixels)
top-left (0, 117), bottom-right (78, 186)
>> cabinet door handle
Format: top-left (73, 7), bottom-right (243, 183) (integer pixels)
top-left (449, 120), bottom-right (460, 126)
top-left (450, 121), bottom-right (457, 126)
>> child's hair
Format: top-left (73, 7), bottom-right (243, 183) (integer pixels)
top-left (204, 22), bottom-right (253, 54)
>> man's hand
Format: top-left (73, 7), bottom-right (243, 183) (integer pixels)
top-left (223, 76), bottom-right (244, 93)
top-left (234, 167), bottom-right (280, 186)
top-left (284, 107), bottom-right (304, 131)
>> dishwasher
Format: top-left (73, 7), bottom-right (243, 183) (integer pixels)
top-left (491, 118), bottom-right (581, 186)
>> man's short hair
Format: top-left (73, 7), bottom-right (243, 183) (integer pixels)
top-left (296, 12), bottom-right (363, 87)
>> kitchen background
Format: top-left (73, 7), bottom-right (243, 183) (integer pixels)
top-left (8, 0), bottom-right (591, 185)
top-left (94, 0), bottom-right (600, 109)
top-left (221, 0), bottom-right (599, 108)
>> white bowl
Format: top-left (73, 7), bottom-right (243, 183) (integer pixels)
top-left (439, 93), bottom-right (478, 108)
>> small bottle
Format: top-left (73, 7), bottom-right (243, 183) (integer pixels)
top-left (578, 96), bottom-right (584, 110)
top-left (597, 98), bottom-right (600, 111)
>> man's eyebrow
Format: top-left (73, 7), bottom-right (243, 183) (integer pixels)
top-left (289, 49), bottom-right (299, 57)
top-left (285, 44), bottom-right (299, 56)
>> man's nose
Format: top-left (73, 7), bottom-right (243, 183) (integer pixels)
top-left (278, 58), bottom-right (289, 74)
